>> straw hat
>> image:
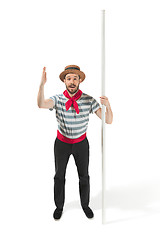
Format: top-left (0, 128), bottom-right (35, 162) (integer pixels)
top-left (59, 65), bottom-right (86, 82)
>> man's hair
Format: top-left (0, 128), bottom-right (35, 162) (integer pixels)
top-left (64, 74), bottom-right (80, 80)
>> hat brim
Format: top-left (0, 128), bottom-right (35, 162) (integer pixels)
top-left (59, 69), bottom-right (85, 82)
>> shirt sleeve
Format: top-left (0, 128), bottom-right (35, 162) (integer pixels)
top-left (48, 95), bottom-right (58, 111)
top-left (89, 97), bottom-right (101, 114)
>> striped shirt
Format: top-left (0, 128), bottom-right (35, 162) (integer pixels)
top-left (49, 92), bottom-right (101, 139)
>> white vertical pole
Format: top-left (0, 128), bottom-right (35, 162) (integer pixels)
top-left (101, 9), bottom-right (106, 224)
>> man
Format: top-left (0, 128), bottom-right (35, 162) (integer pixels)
top-left (37, 65), bottom-right (113, 220)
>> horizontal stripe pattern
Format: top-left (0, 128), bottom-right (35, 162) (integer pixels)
top-left (49, 92), bottom-right (101, 138)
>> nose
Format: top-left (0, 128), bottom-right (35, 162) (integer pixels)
top-left (70, 80), bottom-right (75, 86)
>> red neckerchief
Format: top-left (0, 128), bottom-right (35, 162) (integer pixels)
top-left (63, 89), bottom-right (82, 114)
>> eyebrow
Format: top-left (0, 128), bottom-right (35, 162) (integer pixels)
top-left (66, 75), bottom-right (78, 78)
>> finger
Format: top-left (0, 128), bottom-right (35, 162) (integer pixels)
top-left (100, 96), bottom-right (108, 100)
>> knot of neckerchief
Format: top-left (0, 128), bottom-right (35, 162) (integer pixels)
top-left (63, 89), bottom-right (82, 114)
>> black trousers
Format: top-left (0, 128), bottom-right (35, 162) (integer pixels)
top-left (54, 137), bottom-right (90, 209)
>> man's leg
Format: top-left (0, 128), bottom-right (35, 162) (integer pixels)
top-left (54, 138), bottom-right (71, 211)
top-left (72, 137), bottom-right (93, 218)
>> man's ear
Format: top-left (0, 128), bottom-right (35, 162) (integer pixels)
top-left (79, 78), bottom-right (82, 83)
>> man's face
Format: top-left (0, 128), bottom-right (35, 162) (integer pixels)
top-left (64, 73), bottom-right (82, 94)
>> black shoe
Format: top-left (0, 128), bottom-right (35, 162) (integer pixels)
top-left (82, 206), bottom-right (94, 219)
top-left (53, 208), bottom-right (63, 220)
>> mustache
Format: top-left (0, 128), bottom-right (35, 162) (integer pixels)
top-left (69, 85), bottom-right (76, 87)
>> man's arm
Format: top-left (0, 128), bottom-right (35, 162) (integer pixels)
top-left (37, 66), bottom-right (54, 109)
top-left (95, 96), bottom-right (113, 124)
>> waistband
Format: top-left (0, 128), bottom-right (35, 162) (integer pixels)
top-left (57, 130), bottom-right (86, 144)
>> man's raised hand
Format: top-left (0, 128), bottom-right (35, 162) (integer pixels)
top-left (40, 66), bottom-right (47, 86)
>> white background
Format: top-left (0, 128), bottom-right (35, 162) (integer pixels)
top-left (0, 0), bottom-right (160, 239)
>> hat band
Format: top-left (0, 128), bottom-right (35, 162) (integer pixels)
top-left (65, 67), bottom-right (80, 71)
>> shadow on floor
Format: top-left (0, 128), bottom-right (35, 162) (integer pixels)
top-left (64, 180), bottom-right (160, 223)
